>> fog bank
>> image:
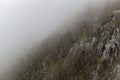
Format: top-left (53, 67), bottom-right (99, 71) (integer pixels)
top-left (0, 0), bottom-right (110, 76)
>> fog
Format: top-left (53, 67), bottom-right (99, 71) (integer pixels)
top-left (0, 0), bottom-right (110, 76)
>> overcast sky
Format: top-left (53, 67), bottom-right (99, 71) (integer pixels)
top-left (0, 0), bottom-right (109, 75)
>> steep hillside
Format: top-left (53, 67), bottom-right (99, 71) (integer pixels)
top-left (8, 1), bottom-right (120, 80)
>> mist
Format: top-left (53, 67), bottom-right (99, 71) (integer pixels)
top-left (0, 0), bottom-right (110, 76)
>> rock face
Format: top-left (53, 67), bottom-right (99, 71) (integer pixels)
top-left (70, 25), bottom-right (120, 66)
top-left (67, 9), bottom-right (120, 80)
top-left (99, 28), bottom-right (120, 66)
top-left (69, 27), bottom-right (120, 79)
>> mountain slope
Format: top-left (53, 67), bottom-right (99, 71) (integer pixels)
top-left (8, 1), bottom-right (120, 80)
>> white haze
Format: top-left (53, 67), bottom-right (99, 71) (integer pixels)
top-left (0, 0), bottom-right (110, 75)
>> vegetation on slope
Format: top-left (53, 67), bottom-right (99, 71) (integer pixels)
top-left (9, 1), bottom-right (120, 80)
